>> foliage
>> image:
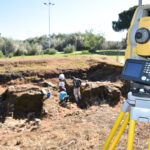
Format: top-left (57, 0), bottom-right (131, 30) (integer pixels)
top-left (44, 48), bottom-right (57, 55)
top-left (26, 35), bottom-right (49, 50)
top-left (0, 31), bottom-right (126, 57)
top-left (112, 6), bottom-right (137, 32)
top-left (102, 41), bottom-right (121, 49)
top-left (28, 43), bottom-right (42, 55)
top-left (2, 39), bottom-right (16, 56)
top-left (0, 38), bottom-right (4, 50)
top-left (0, 51), bottom-right (4, 58)
top-left (14, 42), bottom-right (28, 56)
top-left (8, 52), bottom-right (13, 58)
top-left (102, 38), bottom-right (126, 50)
top-left (81, 50), bottom-right (90, 54)
top-left (96, 50), bottom-right (125, 56)
top-left (51, 33), bottom-right (84, 51)
top-left (83, 30), bottom-right (105, 52)
top-left (63, 44), bottom-right (75, 53)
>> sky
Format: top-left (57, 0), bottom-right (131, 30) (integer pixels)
top-left (0, 0), bottom-right (150, 41)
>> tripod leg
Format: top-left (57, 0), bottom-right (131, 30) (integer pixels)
top-left (127, 120), bottom-right (136, 150)
top-left (109, 112), bottom-right (130, 150)
top-left (102, 112), bottom-right (125, 150)
top-left (148, 133), bottom-right (150, 150)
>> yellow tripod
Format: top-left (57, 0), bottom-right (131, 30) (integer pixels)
top-left (102, 91), bottom-right (150, 150)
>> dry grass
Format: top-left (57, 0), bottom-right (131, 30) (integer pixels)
top-left (0, 56), bottom-right (123, 73)
top-left (0, 102), bottom-right (149, 150)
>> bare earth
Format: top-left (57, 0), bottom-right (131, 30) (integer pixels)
top-left (0, 56), bottom-right (122, 73)
top-left (0, 56), bottom-right (149, 150)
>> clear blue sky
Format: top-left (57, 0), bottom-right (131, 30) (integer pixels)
top-left (0, 0), bottom-right (149, 41)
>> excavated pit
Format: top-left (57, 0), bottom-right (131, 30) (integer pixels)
top-left (0, 61), bottom-right (130, 119)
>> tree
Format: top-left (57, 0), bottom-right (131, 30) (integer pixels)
top-left (28, 43), bottom-right (42, 55)
top-left (2, 39), bottom-right (16, 56)
top-left (14, 42), bottom-right (27, 56)
top-left (0, 38), bottom-right (4, 50)
top-left (63, 44), bottom-right (75, 53)
top-left (112, 6), bottom-right (137, 32)
top-left (83, 30), bottom-right (105, 52)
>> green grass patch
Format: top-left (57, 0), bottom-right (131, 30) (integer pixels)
top-left (7, 50), bottom-right (125, 62)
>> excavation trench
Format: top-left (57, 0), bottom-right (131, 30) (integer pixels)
top-left (0, 62), bottom-right (123, 84)
top-left (0, 62), bottom-right (130, 119)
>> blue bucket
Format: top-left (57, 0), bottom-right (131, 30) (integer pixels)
top-left (47, 91), bottom-right (51, 99)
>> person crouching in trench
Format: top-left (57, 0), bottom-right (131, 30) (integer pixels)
top-left (59, 88), bottom-right (69, 107)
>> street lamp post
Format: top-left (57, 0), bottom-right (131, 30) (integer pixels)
top-left (139, 0), bottom-right (142, 6)
top-left (44, 1), bottom-right (55, 49)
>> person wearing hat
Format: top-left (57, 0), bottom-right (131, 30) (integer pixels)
top-left (58, 74), bottom-right (66, 91)
top-left (59, 74), bottom-right (65, 80)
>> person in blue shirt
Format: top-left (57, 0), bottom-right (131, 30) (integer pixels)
top-left (59, 88), bottom-right (69, 107)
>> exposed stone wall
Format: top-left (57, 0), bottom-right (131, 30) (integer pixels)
top-left (67, 81), bottom-right (128, 107)
top-left (0, 85), bottom-right (46, 118)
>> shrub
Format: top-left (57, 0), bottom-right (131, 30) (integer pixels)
top-left (0, 51), bottom-right (4, 58)
top-left (44, 48), bottom-right (57, 55)
top-left (81, 50), bottom-right (89, 54)
top-left (63, 44), bottom-right (75, 53)
top-left (8, 52), bottom-right (13, 58)
top-left (28, 43), bottom-right (42, 55)
top-left (101, 41), bottom-right (122, 50)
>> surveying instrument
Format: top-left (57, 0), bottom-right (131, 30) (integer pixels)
top-left (102, 0), bottom-right (150, 150)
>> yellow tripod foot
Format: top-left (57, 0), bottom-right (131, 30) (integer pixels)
top-left (102, 112), bottom-right (125, 150)
top-left (127, 120), bottom-right (136, 150)
top-left (109, 112), bottom-right (130, 150)
top-left (148, 133), bottom-right (150, 150)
